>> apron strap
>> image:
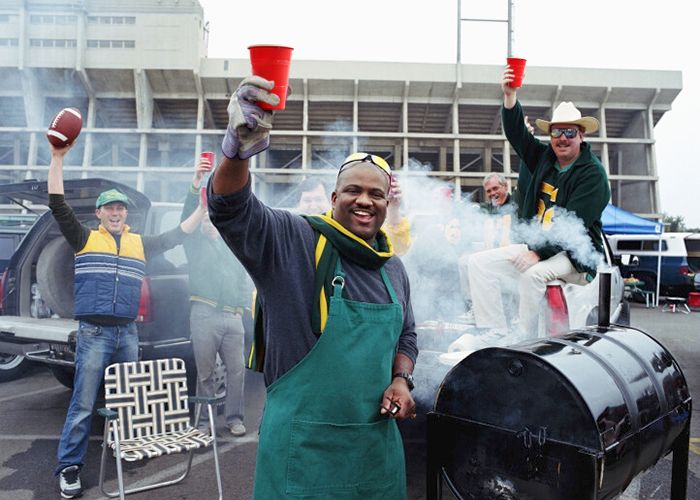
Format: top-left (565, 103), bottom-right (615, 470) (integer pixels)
top-left (332, 259), bottom-right (345, 298)
top-left (380, 267), bottom-right (399, 305)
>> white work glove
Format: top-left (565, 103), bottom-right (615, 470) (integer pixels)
top-left (221, 76), bottom-right (279, 160)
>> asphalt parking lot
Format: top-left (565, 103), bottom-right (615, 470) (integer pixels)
top-left (0, 302), bottom-right (698, 499)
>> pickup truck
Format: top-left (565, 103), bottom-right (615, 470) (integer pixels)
top-left (0, 179), bottom-right (196, 387)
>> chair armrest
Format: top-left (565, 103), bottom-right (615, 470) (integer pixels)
top-left (189, 395), bottom-right (226, 406)
top-left (98, 408), bottom-right (118, 420)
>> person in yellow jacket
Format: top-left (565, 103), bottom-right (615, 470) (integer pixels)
top-left (48, 142), bottom-right (202, 499)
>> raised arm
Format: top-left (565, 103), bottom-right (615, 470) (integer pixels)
top-left (212, 156), bottom-right (251, 196)
top-left (212, 76), bottom-right (279, 196)
top-left (502, 65), bottom-right (517, 110)
top-left (48, 143), bottom-right (73, 195)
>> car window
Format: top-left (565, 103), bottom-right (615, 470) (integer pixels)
top-left (617, 240), bottom-right (642, 251)
top-left (641, 240), bottom-right (667, 251)
top-left (617, 239), bottom-right (667, 252)
top-left (686, 236), bottom-right (700, 271)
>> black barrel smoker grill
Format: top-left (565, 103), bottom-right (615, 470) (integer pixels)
top-left (426, 273), bottom-right (692, 499)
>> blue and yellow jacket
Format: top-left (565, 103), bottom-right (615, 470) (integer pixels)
top-left (74, 225), bottom-right (145, 319)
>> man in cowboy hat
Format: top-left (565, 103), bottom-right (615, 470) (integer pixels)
top-left (206, 76), bottom-right (417, 499)
top-left (464, 66), bottom-right (610, 338)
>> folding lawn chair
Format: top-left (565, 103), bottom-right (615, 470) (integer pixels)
top-left (97, 358), bottom-right (223, 499)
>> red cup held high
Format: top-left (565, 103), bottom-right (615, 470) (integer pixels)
top-left (200, 151), bottom-right (215, 171)
top-left (506, 57), bottom-right (527, 88)
top-left (248, 45), bottom-right (294, 111)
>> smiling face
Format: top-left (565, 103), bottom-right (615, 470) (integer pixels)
top-left (550, 123), bottom-right (584, 166)
top-left (483, 177), bottom-right (509, 206)
top-left (331, 162), bottom-right (390, 243)
top-left (95, 202), bottom-right (128, 235)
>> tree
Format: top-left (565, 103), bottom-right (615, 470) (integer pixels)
top-left (662, 213), bottom-right (700, 232)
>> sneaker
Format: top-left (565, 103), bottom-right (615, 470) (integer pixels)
top-left (458, 309), bottom-right (476, 325)
top-left (59, 465), bottom-right (82, 499)
top-left (228, 422), bottom-right (246, 437)
top-left (479, 328), bottom-right (510, 346)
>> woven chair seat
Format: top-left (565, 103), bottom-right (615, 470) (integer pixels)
top-left (99, 358), bottom-right (224, 498)
top-left (108, 426), bottom-right (214, 462)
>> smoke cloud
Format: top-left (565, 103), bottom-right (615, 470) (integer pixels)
top-left (387, 167), bottom-right (606, 412)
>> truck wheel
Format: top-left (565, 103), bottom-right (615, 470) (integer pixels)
top-left (0, 353), bottom-right (30, 382)
top-left (36, 237), bottom-right (75, 319)
top-left (50, 366), bottom-right (75, 389)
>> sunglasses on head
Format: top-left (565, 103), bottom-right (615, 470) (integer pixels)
top-left (550, 127), bottom-right (580, 139)
top-left (338, 152), bottom-right (392, 179)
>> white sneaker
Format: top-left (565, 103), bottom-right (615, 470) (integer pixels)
top-left (459, 309), bottom-right (476, 325)
top-left (479, 328), bottom-right (511, 346)
top-left (59, 465), bottom-right (82, 499)
top-left (228, 422), bottom-right (246, 437)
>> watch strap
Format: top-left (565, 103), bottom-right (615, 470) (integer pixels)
top-left (392, 372), bottom-right (414, 390)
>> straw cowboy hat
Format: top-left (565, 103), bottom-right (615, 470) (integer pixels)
top-left (535, 101), bottom-right (599, 134)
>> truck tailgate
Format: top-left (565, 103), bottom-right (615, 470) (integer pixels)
top-left (0, 316), bottom-right (78, 343)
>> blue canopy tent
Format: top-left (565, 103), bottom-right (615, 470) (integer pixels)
top-left (602, 204), bottom-right (663, 306)
top-left (602, 204), bottom-right (662, 235)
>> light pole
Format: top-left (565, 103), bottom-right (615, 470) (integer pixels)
top-left (456, 0), bottom-right (514, 87)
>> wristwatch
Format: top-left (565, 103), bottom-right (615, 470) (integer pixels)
top-left (392, 372), bottom-right (415, 391)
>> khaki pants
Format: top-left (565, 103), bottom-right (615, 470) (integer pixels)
top-left (465, 244), bottom-right (587, 333)
top-left (190, 302), bottom-right (246, 426)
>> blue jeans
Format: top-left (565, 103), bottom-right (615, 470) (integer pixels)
top-left (55, 321), bottom-right (139, 474)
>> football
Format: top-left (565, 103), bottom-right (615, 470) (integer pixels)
top-left (47, 107), bottom-right (82, 147)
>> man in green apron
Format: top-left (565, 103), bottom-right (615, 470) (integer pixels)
top-left (208, 76), bottom-right (418, 499)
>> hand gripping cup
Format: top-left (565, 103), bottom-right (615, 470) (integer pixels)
top-left (506, 57), bottom-right (527, 88)
top-left (200, 151), bottom-right (215, 171)
top-left (248, 45), bottom-right (294, 110)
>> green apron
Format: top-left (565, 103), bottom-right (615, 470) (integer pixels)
top-left (252, 261), bottom-right (407, 499)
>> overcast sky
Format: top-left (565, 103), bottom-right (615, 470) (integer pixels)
top-left (199, 0), bottom-right (698, 227)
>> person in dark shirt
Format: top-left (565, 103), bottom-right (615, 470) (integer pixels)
top-left (208, 75), bottom-right (417, 499)
top-left (293, 175), bottom-right (413, 256)
top-left (48, 142), bottom-right (202, 499)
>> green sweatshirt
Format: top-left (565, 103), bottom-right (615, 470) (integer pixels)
top-left (181, 186), bottom-right (252, 311)
top-left (502, 101), bottom-right (611, 274)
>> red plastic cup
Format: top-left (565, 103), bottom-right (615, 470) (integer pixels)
top-left (506, 57), bottom-right (527, 88)
top-left (200, 151), bottom-right (214, 171)
top-left (248, 45), bottom-right (294, 110)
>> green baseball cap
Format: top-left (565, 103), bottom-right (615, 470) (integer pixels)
top-left (95, 189), bottom-right (130, 208)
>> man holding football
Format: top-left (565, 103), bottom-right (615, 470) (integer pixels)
top-left (47, 139), bottom-right (203, 499)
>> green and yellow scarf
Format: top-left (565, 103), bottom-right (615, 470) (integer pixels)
top-left (247, 211), bottom-right (394, 372)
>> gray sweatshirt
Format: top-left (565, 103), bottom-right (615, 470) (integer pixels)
top-left (208, 178), bottom-right (418, 386)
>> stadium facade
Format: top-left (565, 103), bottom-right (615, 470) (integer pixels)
top-left (0, 0), bottom-right (682, 216)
